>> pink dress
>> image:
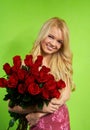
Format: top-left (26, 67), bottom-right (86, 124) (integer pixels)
top-left (30, 104), bottom-right (70, 130)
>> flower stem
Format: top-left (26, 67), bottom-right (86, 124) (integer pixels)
top-left (16, 116), bottom-right (28, 130)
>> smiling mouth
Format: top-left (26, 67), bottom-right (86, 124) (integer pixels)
top-left (46, 43), bottom-right (56, 51)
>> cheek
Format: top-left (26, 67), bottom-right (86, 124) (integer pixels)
top-left (40, 40), bottom-right (45, 47)
top-left (57, 44), bottom-right (62, 50)
top-left (40, 40), bottom-right (46, 50)
top-left (40, 38), bottom-right (48, 47)
top-left (43, 37), bottom-right (50, 43)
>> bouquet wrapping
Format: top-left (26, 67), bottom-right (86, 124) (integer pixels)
top-left (0, 54), bottom-right (66, 130)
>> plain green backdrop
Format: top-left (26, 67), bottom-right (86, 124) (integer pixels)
top-left (0, 0), bottom-right (90, 130)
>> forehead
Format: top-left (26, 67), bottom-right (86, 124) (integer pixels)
top-left (48, 26), bottom-right (63, 40)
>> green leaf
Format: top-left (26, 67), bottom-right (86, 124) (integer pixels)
top-left (8, 111), bottom-right (20, 121)
top-left (3, 94), bottom-right (10, 101)
top-left (7, 118), bottom-right (15, 129)
top-left (22, 65), bottom-right (29, 71)
top-left (39, 83), bottom-right (43, 88)
top-left (9, 112), bottom-right (20, 120)
top-left (37, 101), bottom-right (44, 109)
top-left (6, 88), bottom-right (15, 94)
top-left (23, 95), bottom-right (31, 102)
top-left (8, 100), bottom-right (15, 107)
top-left (17, 94), bottom-right (22, 100)
top-left (9, 118), bottom-right (15, 127)
top-left (44, 99), bottom-right (50, 106)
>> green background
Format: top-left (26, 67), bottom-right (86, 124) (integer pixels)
top-left (0, 0), bottom-right (90, 130)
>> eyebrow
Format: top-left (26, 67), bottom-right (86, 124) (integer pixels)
top-left (48, 34), bottom-right (54, 38)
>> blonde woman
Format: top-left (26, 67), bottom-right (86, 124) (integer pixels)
top-left (9, 17), bottom-right (75, 130)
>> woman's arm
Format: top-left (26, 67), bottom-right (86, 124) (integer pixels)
top-left (8, 98), bottom-right (60, 114)
top-left (26, 79), bottom-right (71, 127)
top-left (9, 83), bottom-right (71, 127)
top-left (41, 77), bottom-right (71, 113)
top-left (26, 112), bottom-right (47, 126)
top-left (51, 83), bottom-right (71, 107)
top-left (9, 78), bottom-right (71, 114)
top-left (50, 78), bottom-right (71, 111)
top-left (8, 105), bottom-right (37, 114)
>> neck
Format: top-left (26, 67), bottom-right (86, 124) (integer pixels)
top-left (41, 54), bottom-right (52, 67)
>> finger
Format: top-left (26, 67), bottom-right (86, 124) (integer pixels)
top-left (50, 103), bottom-right (59, 110)
top-left (28, 120), bottom-right (37, 127)
top-left (49, 104), bottom-right (60, 113)
top-left (51, 100), bottom-right (60, 105)
top-left (48, 107), bottom-right (58, 113)
top-left (26, 113), bottom-right (31, 121)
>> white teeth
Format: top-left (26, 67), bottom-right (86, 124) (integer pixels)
top-left (46, 44), bottom-right (56, 50)
top-left (47, 44), bottom-right (53, 50)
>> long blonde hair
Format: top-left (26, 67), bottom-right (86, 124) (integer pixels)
top-left (30, 17), bottom-right (75, 91)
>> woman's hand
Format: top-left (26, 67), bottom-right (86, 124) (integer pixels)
top-left (25, 98), bottom-right (63, 127)
top-left (42, 98), bottom-right (61, 113)
top-left (8, 105), bottom-right (26, 114)
top-left (26, 113), bottom-right (41, 127)
top-left (8, 105), bottom-right (36, 114)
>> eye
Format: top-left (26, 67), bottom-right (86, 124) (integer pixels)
top-left (48, 34), bottom-right (54, 39)
top-left (57, 40), bottom-right (63, 44)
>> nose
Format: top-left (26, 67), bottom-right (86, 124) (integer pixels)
top-left (50, 39), bottom-right (56, 47)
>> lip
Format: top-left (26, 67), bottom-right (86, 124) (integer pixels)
top-left (46, 43), bottom-right (56, 51)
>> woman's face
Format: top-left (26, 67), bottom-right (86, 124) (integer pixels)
top-left (40, 26), bottom-right (64, 55)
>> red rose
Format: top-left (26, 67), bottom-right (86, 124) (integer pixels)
top-left (41, 88), bottom-right (49, 99)
top-left (57, 79), bottom-right (66, 89)
top-left (7, 75), bottom-right (18, 88)
top-left (11, 66), bottom-right (17, 72)
top-left (40, 66), bottom-right (50, 74)
top-left (17, 69), bottom-right (27, 80)
top-left (48, 74), bottom-right (54, 80)
top-left (25, 76), bottom-right (34, 87)
top-left (36, 66), bottom-right (50, 83)
top-left (43, 79), bottom-right (56, 91)
top-left (34, 55), bottom-right (43, 67)
top-left (18, 84), bottom-right (26, 94)
top-left (35, 66), bottom-right (50, 83)
top-left (28, 83), bottom-right (41, 95)
top-left (24, 55), bottom-right (33, 67)
top-left (50, 89), bottom-right (60, 99)
top-left (3, 63), bottom-right (11, 75)
top-left (0, 78), bottom-right (7, 88)
top-left (31, 64), bottom-right (39, 77)
top-left (13, 56), bottom-right (21, 68)
top-left (37, 73), bottom-right (48, 83)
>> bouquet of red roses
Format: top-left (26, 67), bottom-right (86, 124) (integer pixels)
top-left (0, 54), bottom-right (66, 130)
